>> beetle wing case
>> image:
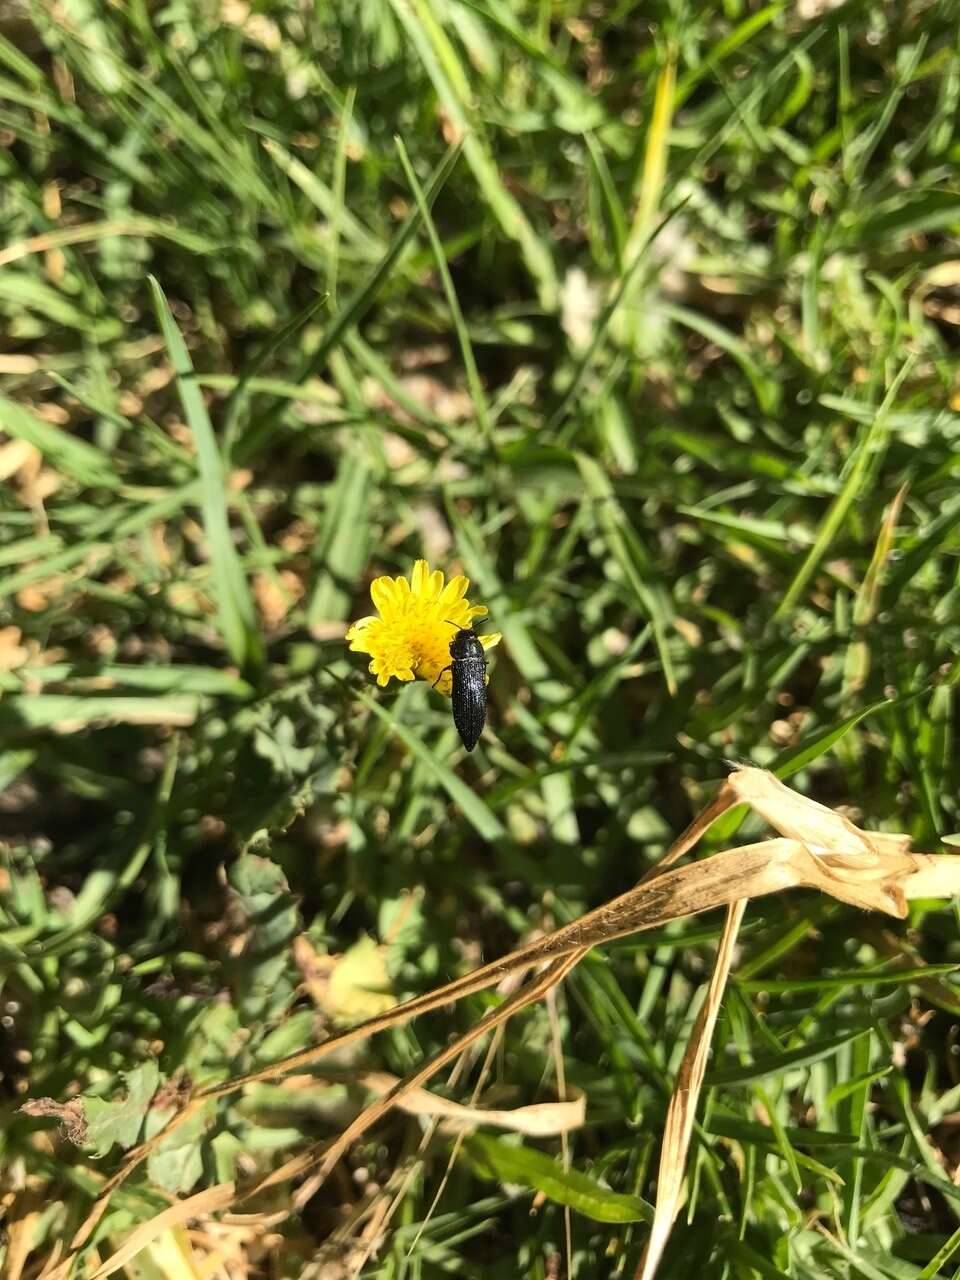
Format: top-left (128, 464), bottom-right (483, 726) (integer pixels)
top-left (447, 626), bottom-right (488, 751)
top-left (451, 660), bottom-right (486, 750)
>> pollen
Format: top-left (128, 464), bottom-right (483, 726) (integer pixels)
top-left (346, 559), bottom-right (501, 695)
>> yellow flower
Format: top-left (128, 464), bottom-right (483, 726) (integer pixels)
top-left (346, 560), bottom-right (501, 695)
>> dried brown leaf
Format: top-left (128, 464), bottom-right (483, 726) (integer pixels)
top-left (724, 766), bottom-right (903, 860)
top-left (354, 1071), bottom-right (585, 1137)
top-left (19, 1096), bottom-right (87, 1145)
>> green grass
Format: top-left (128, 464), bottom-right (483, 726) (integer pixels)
top-left (2, 1), bottom-right (960, 1276)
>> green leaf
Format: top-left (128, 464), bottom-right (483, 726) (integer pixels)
top-left (294, 141), bottom-right (465, 388)
top-left (857, 190), bottom-right (960, 244)
top-left (740, 965), bottom-right (958, 995)
top-left (576, 451), bottom-right (677, 695)
top-left (253, 715), bottom-right (315, 778)
top-left (0, 749), bottom-right (36, 793)
top-left (145, 1101), bottom-right (211, 1194)
top-left (396, 135), bottom-right (492, 439)
top-left (254, 1010), bottom-right (318, 1064)
top-left (658, 302), bottom-right (780, 416)
top-left (307, 451), bottom-right (372, 626)
top-left (228, 854), bottom-right (300, 1024)
top-left (13, 662), bottom-right (252, 698)
top-left (706, 1110), bottom-right (858, 1149)
top-left (674, 3), bottom-right (786, 106)
top-left (390, 0), bottom-right (556, 308)
top-left (916, 1224), bottom-right (960, 1280)
top-left (83, 1062), bottom-right (160, 1157)
top-left (775, 697), bottom-right (897, 778)
top-left (464, 1133), bottom-right (653, 1223)
top-left (775, 684), bottom-right (929, 779)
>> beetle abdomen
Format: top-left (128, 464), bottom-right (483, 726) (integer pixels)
top-left (451, 658), bottom-right (486, 751)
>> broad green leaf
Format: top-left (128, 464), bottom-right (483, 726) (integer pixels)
top-left (83, 1062), bottom-right (160, 1157)
top-left (228, 854), bottom-right (300, 1024)
top-left (253, 715), bottom-right (315, 778)
top-left (145, 1102), bottom-right (212, 1195)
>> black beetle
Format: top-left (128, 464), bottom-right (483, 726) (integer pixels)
top-left (433, 624), bottom-right (488, 751)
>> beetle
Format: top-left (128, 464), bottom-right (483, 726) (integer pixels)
top-left (432, 624), bottom-right (489, 751)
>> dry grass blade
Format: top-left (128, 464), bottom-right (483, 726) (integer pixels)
top-left (57, 770), bottom-right (960, 1277)
top-left (62, 1183), bottom-right (235, 1280)
top-left (345, 1014), bottom-right (520, 1277)
top-left (351, 1071), bottom-right (585, 1136)
top-left (4, 1194), bottom-right (43, 1280)
top-left (0, 217), bottom-right (206, 268)
top-left (636, 900), bottom-right (748, 1280)
top-left (854, 481), bottom-right (909, 628)
top-left (547, 980), bottom-right (574, 1277)
top-left (404, 1016), bottom-right (513, 1263)
top-left (281, 952), bottom-right (585, 1209)
top-left (56, 783), bottom-right (754, 1261)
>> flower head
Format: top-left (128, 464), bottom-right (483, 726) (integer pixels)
top-left (346, 560), bottom-right (501, 695)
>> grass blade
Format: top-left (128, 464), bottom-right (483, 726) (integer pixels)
top-left (354, 687), bottom-right (507, 842)
top-left (0, 395), bottom-right (121, 489)
top-left (465, 1133), bottom-right (652, 1224)
top-left (390, 0), bottom-right (556, 308)
top-left (774, 355), bottom-right (916, 618)
top-left (148, 275), bottom-right (263, 671)
top-left (395, 135), bottom-right (492, 441)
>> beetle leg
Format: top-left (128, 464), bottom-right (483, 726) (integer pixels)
top-left (431, 664), bottom-right (453, 689)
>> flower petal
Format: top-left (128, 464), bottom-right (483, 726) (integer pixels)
top-left (422, 664), bottom-right (453, 695)
top-left (410, 560), bottom-right (431, 595)
top-left (441, 602), bottom-right (472, 627)
top-left (346, 615), bottom-right (377, 640)
top-left (439, 575), bottom-right (469, 605)
top-left (370, 576), bottom-right (397, 615)
top-left (479, 631), bottom-right (502, 651)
